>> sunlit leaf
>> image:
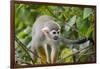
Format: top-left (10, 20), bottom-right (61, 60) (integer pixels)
top-left (18, 32), bottom-right (28, 39)
top-left (60, 48), bottom-right (73, 62)
top-left (83, 8), bottom-right (93, 19)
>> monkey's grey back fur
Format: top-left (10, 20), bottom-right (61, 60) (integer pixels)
top-left (36, 15), bottom-right (54, 23)
top-left (32, 15), bottom-right (60, 38)
top-left (33, 15), bottom-right (60, 31)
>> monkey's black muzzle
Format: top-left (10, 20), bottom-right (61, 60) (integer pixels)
top-left (53, 36), bottom-right (59, 40)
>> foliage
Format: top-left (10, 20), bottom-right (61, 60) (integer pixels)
top-left (15, 3), bottom-right (96, 65)
top-left (60, 48), bottom-right (74, 63)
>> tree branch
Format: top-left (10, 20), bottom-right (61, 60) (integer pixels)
top-left (56, 45), bottom-right (92, 63)
top-left (15, 36), bottom-right (40, 64)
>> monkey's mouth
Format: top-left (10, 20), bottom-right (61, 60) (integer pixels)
top-left (53, 36), bottom-right (58, 40)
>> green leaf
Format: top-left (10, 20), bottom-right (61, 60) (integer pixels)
top-left (83, 8), bottom-right (93, 19)
top-left (18, 32), bottom-right (28, 39)
top-left (65, 16), bottom-right (76, 31)
top-left (76, 17), bottom-right (90, 36)
top-left (23, 26), bottom-right (32, 35)
top-left (60, 48), bottom-right (73, 63)
top-left (17, 22), bottom-right (26, 32)
top-left (86, 25), bottom-right (94, 37)
top-left (22, 36), bottom-right (32, 45)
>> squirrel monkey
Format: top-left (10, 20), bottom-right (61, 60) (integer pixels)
top-left (31, 15), bottom-right (93, 64)
top-left (31, 15), bottom-right (61, 64)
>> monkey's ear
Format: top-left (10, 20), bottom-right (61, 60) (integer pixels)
top-left (42, 27), bottom-right (49, 33)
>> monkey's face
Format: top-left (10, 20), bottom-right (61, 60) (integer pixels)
top-left (42, 27), bottom-right (60, 42)
top-left (49, 30), bottom-right (60, 41)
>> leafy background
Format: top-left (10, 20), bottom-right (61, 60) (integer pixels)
top-left (15, 3), bottom-right (96, 65)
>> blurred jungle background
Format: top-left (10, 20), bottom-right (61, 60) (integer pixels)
top-left (15, 3), bottom-right (96, 65)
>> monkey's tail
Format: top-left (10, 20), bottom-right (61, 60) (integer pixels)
top-left (62, 37), bottom-right (94, 45)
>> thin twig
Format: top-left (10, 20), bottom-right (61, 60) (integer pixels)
top-left (15, 36), bottom-right (39, 64)
top-left (15, 36), bottom-right (40, 58)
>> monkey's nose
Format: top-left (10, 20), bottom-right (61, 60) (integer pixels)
top-left (53, 36), bottom-right (58, 40)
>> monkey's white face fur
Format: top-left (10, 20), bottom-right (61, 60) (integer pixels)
top-left (49, 29), bottom-right (60, 41)
top-left (42, 26), bottom-right (60, 41)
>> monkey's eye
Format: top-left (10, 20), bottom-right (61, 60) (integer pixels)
top-left (52, 31), bottom-right (56, 34)
top-left (57, 31), bottom-right (59, 34)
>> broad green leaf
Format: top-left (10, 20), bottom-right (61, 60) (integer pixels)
top-left (60, 48), bottom-right (73, 63)
top-left (86, 25), bottom-right (94, 37)
top-left (76, 17), bottom-right (90, 36)
top-left (65, 16), bottom-right (76, 31)
top-left (17, 22), bottom-right (26, 32)
top-left (83, 8), bottom-right (93, 19)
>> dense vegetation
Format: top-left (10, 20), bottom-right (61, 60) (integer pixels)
top-left (15, 3), bottom-right (96, 65)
